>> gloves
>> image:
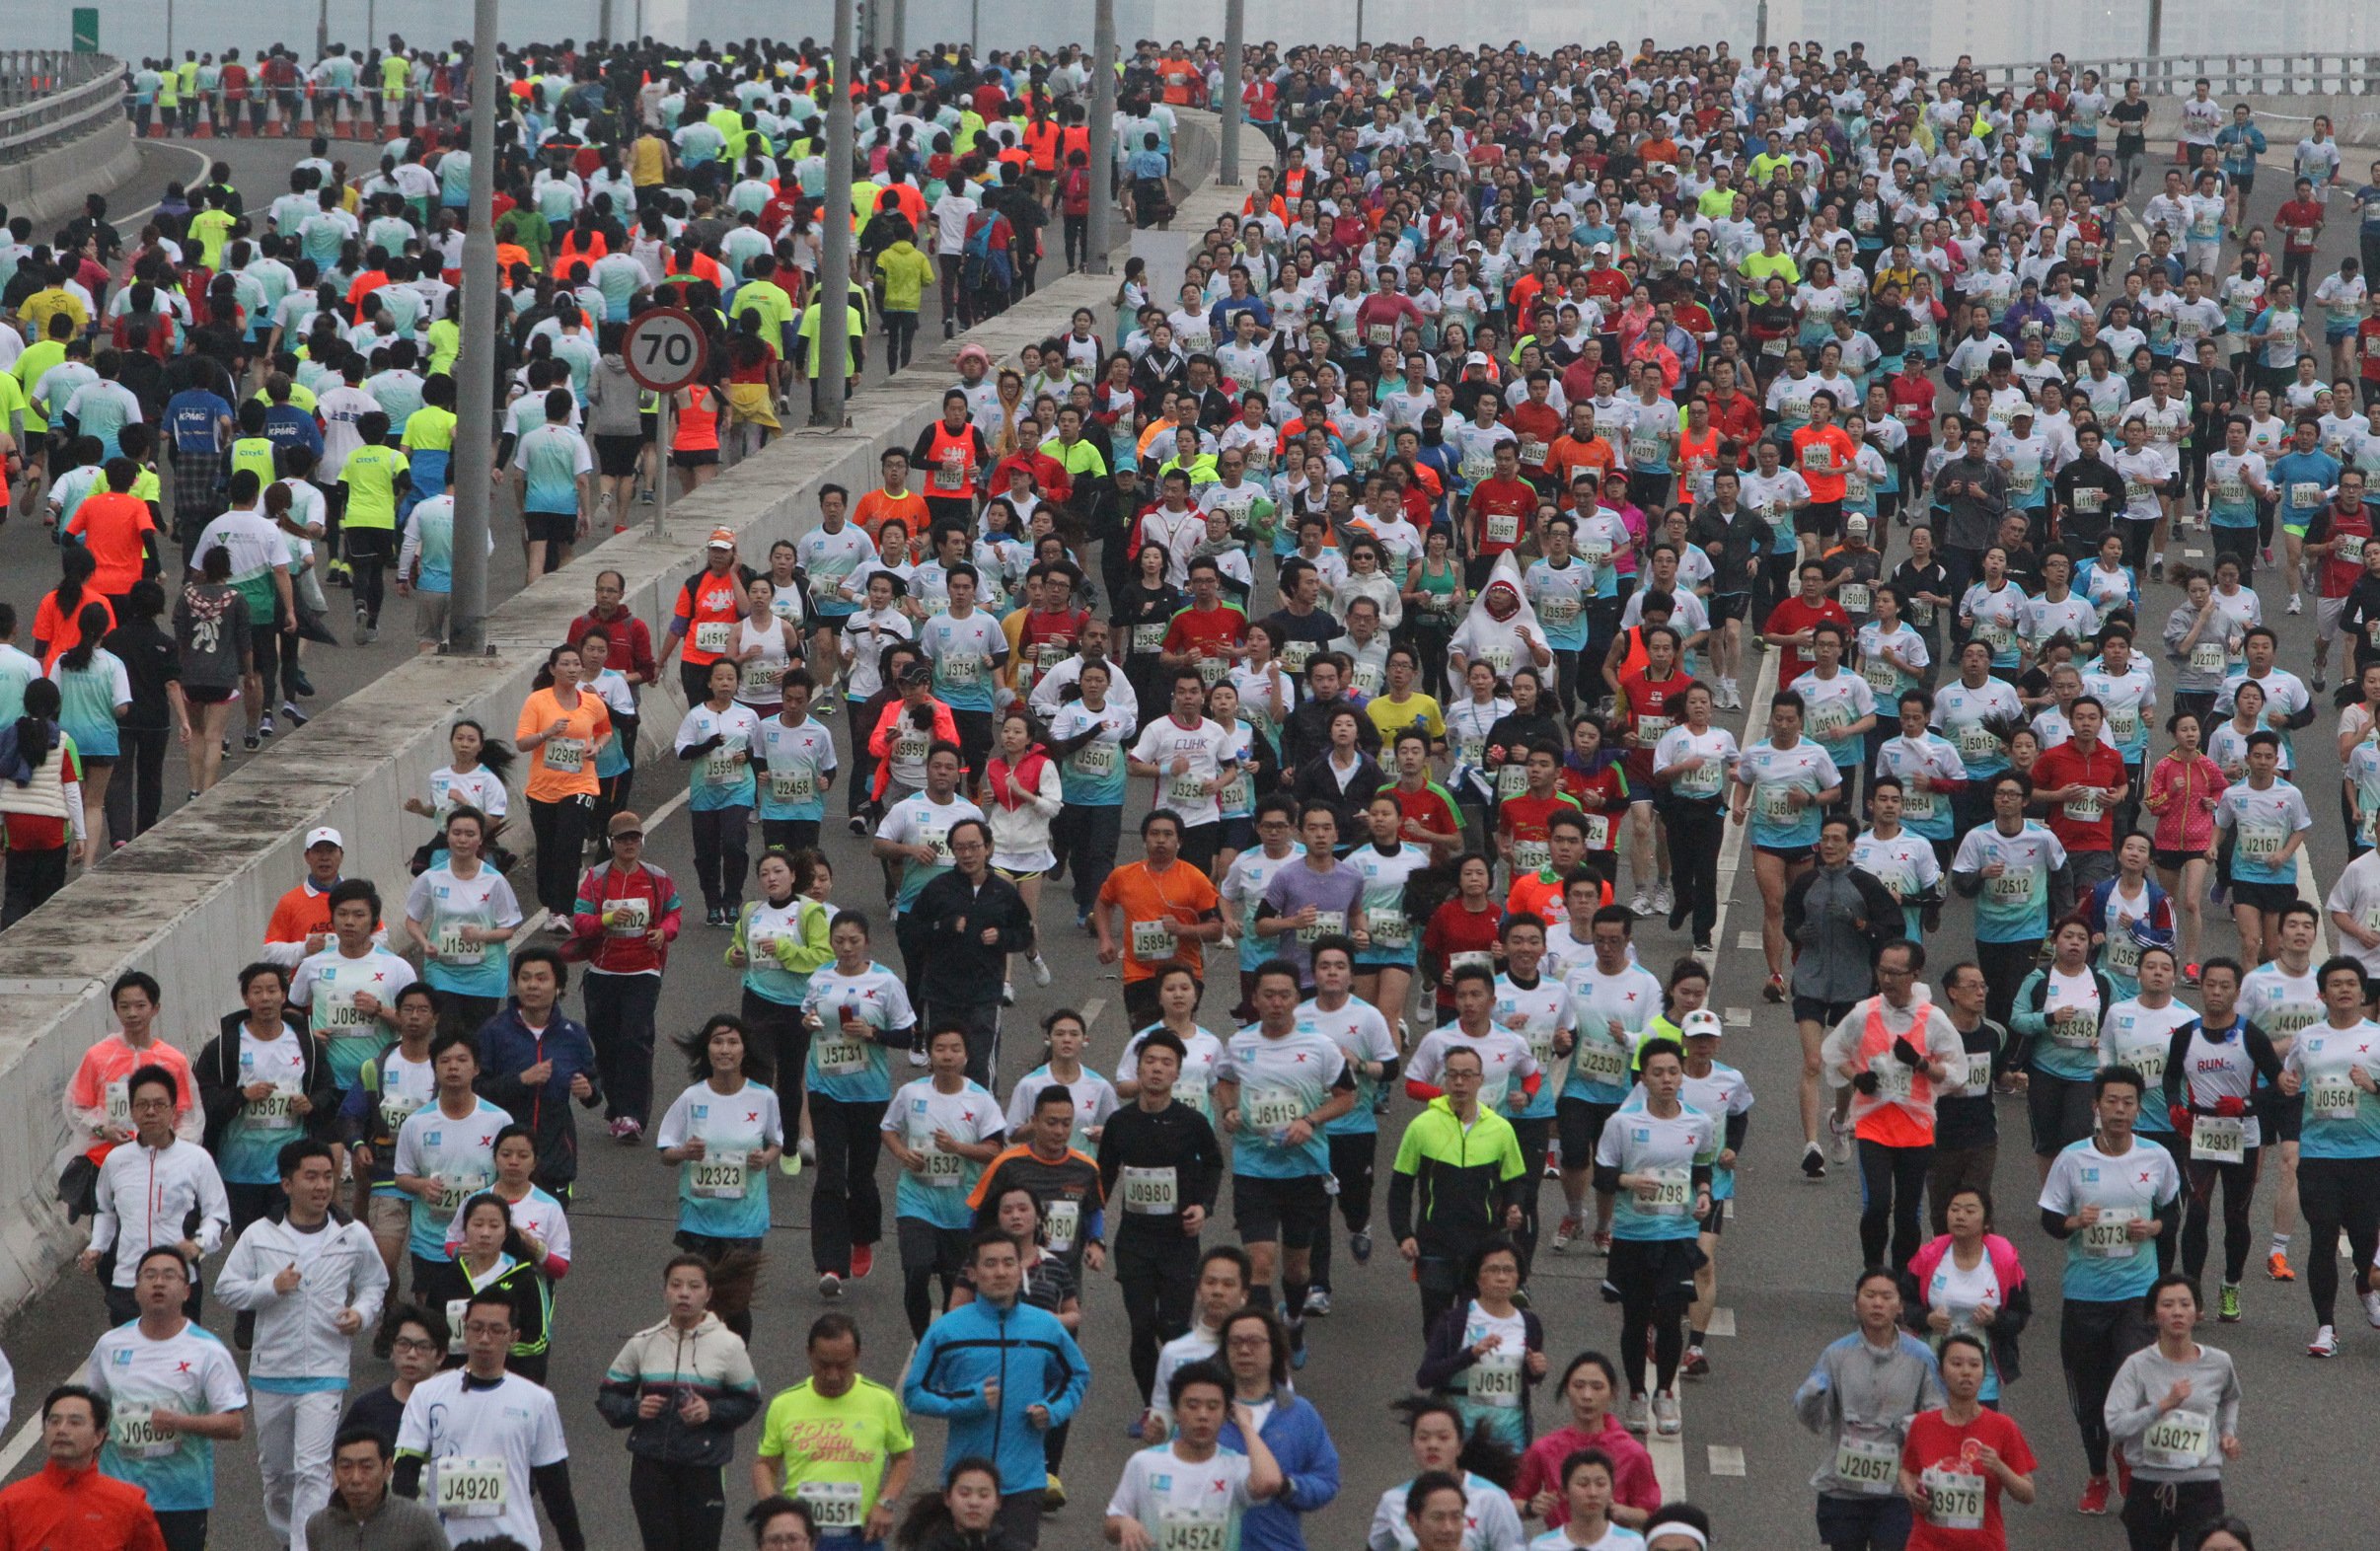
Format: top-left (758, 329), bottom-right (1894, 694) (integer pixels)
top-left (1853, 1071), bottom-right (1883, 1095)
top-left (1893, 1036), bottom-right (1924, 1068)
top-left (2169, 1104), bottom-right (2194, 1135)
top-left (2215, 1095), bottom-right (2248, 1119)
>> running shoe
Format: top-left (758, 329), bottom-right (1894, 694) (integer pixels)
top-left (289, 672), bottom-right (316, 698)
top-left (1681, 1347), bottom-right (1710, 1378)
top-left (1802, 1143), bottom-right (1827, 1181)
top-left (1030, 953), bottom-right (1052, 987)
top-left (244, 731), bottom-right (260, 751)
top-left (2309, 1323), bottom-right (2339, 1357)
top-left (1629, 890), bottom-right (1653, 917)
top-left (2314, 676), bottom-right (2329, 694)
top-left (1651, 883), bottom-right (1674, 916)
top-left (1042, 1474), bottom-right (1067, 1512)
top-left (2219, 1284), bottom-right (2242, 1323)
top-left (1351, 1230), bottom-right (1374, 1264)
top-left (1763, 973), bottom-right (1786, 1003)
top-left (1288, 1318), bottom-right (1307, 1369)
top-left (1652, 1390), bottom-right (1681, 1436)
top-left (1624, 1394), bottom-right (1652, 1435)
top-left (2150, 557), bottom-right (2164, 583)
top-left (1002, 981), bottom-right (1016, 1006)
top-left (282, 702), bottom-right (309, 728)
top-left (1828, 1111), bottom-right (1854, 1165)
top-left (608, 1117), bottom-right (640, 1145)
top-left (1542, 1152), bottom-right (1560, 1180)
top-left (1552, 1215), bottom-right (1584, 1253)
top-left (2287, 593), bottom-right (2303, 615)
top-left (2268, 1250), bottom-right (2296, 1282)
top-left (818, 1272), bottom-right (843, 1299)
top-left (798, 1136), bottom-right (818, 1163)
top-left (1302, 1288), bottom-right (1332, 1318)
top-left (2363, 1289), bottom-right (2380, 1330)
top-left (851, 1245), bottom-right (874, 1280)
top-left (1127, 1416), bottom-right (1145, 1440)
top-left (2183, 963), bottom-right (2201, 986)
top-left (1591, 1228), bottom-right (1612, 1256)
top-left (258, 712), bottom-right (274, 739)
top-left (2078, 1476), bottom-right (2111, 1515)
top-left (847, 816), bottom-right (867, 836)
top-left (2261, 546), bottom-right (2273, 564)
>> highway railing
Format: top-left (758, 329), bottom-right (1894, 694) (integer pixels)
top-left (0, 51), bottom-right (123, 162)
top-left (1972, 52), bottom-right (2380, 98)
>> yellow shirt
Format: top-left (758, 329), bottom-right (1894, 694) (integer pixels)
top-left (630, 134), bottom-right (669, 187)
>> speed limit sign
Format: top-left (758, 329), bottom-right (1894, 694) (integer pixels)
top-left (623, 307), bottom-right (709, 393)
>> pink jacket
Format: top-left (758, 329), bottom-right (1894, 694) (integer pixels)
top-left (2145, 751), bottom-right (2226, 852)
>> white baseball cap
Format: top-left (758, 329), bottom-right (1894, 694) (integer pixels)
top-left (1678, 1008), bottom-right (1725, 1040)
top-left (304, 827), bottom-right (344, 851)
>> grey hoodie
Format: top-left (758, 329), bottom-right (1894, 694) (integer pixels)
top-left (1794, 1329), bottom-right (1947, 1497)
top-left (586, 353), bottom-right (645, 437)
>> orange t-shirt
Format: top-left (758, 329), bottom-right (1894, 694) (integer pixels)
top-left (855, 484), bottom-right (929, 545)
top-left (1095, 858), bottom-right (1221, 984)
top-left (1546, 433), bottom-right (1617, 509)
top-left (1791, 424), bottom-right (1856, 502)
top-left (64, 492), bottom-right (158, 596)
top-left (35, 588), bottom-right (117, 668)
top-left (516, 685), bottom-right (613, 802)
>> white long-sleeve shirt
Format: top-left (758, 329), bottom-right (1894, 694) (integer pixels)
top-left (985, 756), bottom-right (1065, 863)
top-left (89, 1139), bottom-right (232, 1287)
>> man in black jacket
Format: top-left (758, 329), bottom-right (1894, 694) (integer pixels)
top-left (1095, 1028), bottom-right (1223, 1412)
top-left (909, 818), bottom-right (1037, 1089)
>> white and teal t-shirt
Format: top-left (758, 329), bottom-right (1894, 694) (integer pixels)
top-left (85, 1320), bottom-right (248, 1511)
top-left (654, 1078), bottom-right (784, 1239)
top-left (800, 962), bottom-right (916, 1103)
top-left (1594, 1091), bottom-right (1717, 1242)
top-left (392, 1097), bottom-right (509, 1261)
top-left (1103, 1441), bottom-right (1258, 1551)
top-left (883, 1074), bottom-right (1006, 1227)
top-left (2038, 1136), bottom-right (2182, 1301)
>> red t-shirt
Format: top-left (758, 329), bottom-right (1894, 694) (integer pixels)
top-left (1421, 898), bottom-right (1504, 1012)
top-left (2276, 198), bottom-right (2326, 254)
top-left (1467, 477), bottom-right (1538, 556)
top-left (2361, 317), bottom-right (2380, 384)
top-left (2322, 503), bottom-right (2374, 596)
top-left (1763, 596), bottom-right (1852, 685)
top-left (1497, 791), bottom-right (1582, 859)
top-left (1161, 603), bottom-right (1248, 663)
top-left (1617, 668), bottom-right (1695, 781)
top-left (1900, 1405), bottom-right (2037, 1551)
top-left (1388, 781), bottom-right (1463, 857)
top-left (2031, 737), bottom-right (2128, 853)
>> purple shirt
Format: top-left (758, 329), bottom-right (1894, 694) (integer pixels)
top-left (1259, 857), bottom-right (1366, 985)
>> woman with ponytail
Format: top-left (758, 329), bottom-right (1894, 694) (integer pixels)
top-left (45, 600), bottom-right (129, 857)
top-left (0, 678), bottom-right (87, 923)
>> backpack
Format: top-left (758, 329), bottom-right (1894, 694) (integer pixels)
top-left (963, 210), bottom-right (1013, 294)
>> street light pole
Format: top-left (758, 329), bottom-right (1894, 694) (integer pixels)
top-left (1085, 0), bottom-right (1116, 274)
top-left (819, 0), bottom-right (856, 427)
top-left (448, 6), bottom-right (500, 655)
top-left (1220, 0), bottom-right (1242, 186)
top-left (316, 0), bottom-right (330, 63)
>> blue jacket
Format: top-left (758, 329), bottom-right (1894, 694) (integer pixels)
top-left (1219, 1390), bottom-right (1339, 1551)
top-left (902, 1294), bottom-right (1089, 1495)
top-left (473, 999), bottom-right (603, 1188)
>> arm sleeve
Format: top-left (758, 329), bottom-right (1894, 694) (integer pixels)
top-left (532, 1459), bottom-right (588, 1551)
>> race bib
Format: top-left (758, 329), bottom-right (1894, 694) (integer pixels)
top-left (2343, 536), bottom-right (2369, 564)
top-left (1755, 784), bottom-right (1798, 824)
top-left (1974, 620), bottom-right (2015, 654)
top-left (1867, 1051), bottom-right (1914, 1104)
top-left (542, 737), bottom-right (585, 773)
top-left (1130, 919), bottom-right (1174, 961)
top-left (2049, 1011), bottom-right (2096, 1048)
top-left (1538, 595), bottom-right (1581, 628)
top-left (1132, 623), bottom-right (1167, 653)
top-left (604, 898), bottom-right (651, 937)
top-left (1297, 910), bottom-right (1346, 945)
top-left (104, 1078), bottom-right (131, 1130)
top-left (1921, 1467), bottom-right (1986, 1529)
top-left (1485, 511), bottom-right (1521, 545)
top-left (815, 1035), bottom-right (869, 1074)
top-left (111, 1404), bottom-right (178, 1459)
top-left (319, 993), bottom-right (373, 1031)
top-left (892, 733), bottom-right (930, 766)
top-left (1167, 774), bottom-right (1210, 807)
top-left (1574, 1040), bottom-right (1628, 1087)
top-left (2311, 1073), bottom-right (2361, 1120)
top-left (1071, 741), bottom-right (1118, 778)
top-left (694, 621), bottom-right (733, 653)
top-left (1366, 323), bottom-right (1393, 346)
top-left (1808, 700), bottom-right (1852, 740)
top-left (2141, 1409), bottom-right (2213, 1471)
top-left (2064, 790), bottom-right (2104, 823)
top-left (1838, 582), bottom-right (1872, 614)
top-left (1120, 1165), bottom-right (1179, 1214)
top-left (1642, 1166), bottom-right (1693, 1214)
top-left (1956, 724), bottom-right (2000, 762)
top-left (436, 1455), bottom-right (510, 1517)
top-left (1861, 658), bottom-right (1900, 694)
top-left (1467, 1350), bottom-right (1524, 1405)
top-left (1635, 715), bottom-right (1673, 748)
top-left (2108, 707), bottom-right (2141, 744)
top-left (939, 653), bottom-right (983, 688)
top-left (918, 1143), bottom-right (966, 1186)
top-left (690, 1155), bottom-right (747, 1198)
top-left (1833, 1435), bottom-right (1899, 1494)
top-left (2291, 481), bottom-right (2322, 510)
top-left (1044, 1197), bottom-right (1081, 1249)
top-left (1630, 434), bottom-right (1662, 465)
top-left (797, 1481), bottom-right (864, 1530)
top-left (1245, 1089), bottom-right (1302, 1132)
top-left (1495, 764), bottom-right (1529, 800)
top-left (249, 1087), bottom-right (299, 1129)
top-left (379, 1090), bottom-right (425, 1134)
top-left (1901, 785), bottom-right (1937, 822)
top-left (703, 749), bottom-right (740, 784)
top-left (1161, 1515), bottom-right (1231, 1551)
top-left (2191, 1114), bottom-right (2246, 1164)
top-left (769, 769), bottom-right (817, 804)
top-left (2080, 1208), bottom-right (2139, 1257)
top-left (2237, 827), bottom-right (2284, 865)
top-left (1581, 813), bottom-right (1610, 849)
top-left (1369, 908), bottom-right (1411, 949)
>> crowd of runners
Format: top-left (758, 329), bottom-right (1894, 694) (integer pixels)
top-left (14, 21), bottom-right (2380, 1551)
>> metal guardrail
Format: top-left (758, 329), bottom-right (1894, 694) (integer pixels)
top-left (0, 51), bottom-right (123, 163)
top-left (1973, 52), bottom-right (2380, 97)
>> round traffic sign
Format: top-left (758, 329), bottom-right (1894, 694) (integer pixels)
top-left (623, 307), bottom-right (710, 393)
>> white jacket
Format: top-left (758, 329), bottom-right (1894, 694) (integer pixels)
top-left (985, 754), bottom-right (1064, 863)
top-left (215, 1211), bottom-right (389, 1382)
top-left (90, 1139), bottom-right (231, 1287)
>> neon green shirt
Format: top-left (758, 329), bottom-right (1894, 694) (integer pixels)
top-left (338, 446), bottom-right (409, 530)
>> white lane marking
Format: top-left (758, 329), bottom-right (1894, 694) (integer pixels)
top-left (0, 1409), bottom-right (40, 1477)
top-left (1642, 646), bottom-right (1781, 1500)
top-left (1706, 1444), bottom-right (1748, 1476)
top-left (1705, 1307), bottom-right (1738, 1337)
top-left (116, 141), bottom-right (212, 227)
top-left (1735, 930), bottom-right (1763, 950)
top-left (1081, 997), bottom-right (1106, 1031)
top-left (1724, 1007), bottom-right (1751, 1027)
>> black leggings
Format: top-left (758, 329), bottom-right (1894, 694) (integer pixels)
top-left (810, 1095), bottom-right (887, 1275)
top-left (1051, 803), bottom-right (1123, 917)
top-left (2120, 1476), bottom-right (2226, 1551)
top-left (1856, 1138), bottom-right (1932, 1274)
top-left (689, 804), bottom-right (751, 912)
top-left (898, 1218), bottom-right (970, 1337)
top-left (2060, 1296), bottom-right (2150, 1475)
top-left (1307, 1130), bottom-right (1378, 1292)
top-left (2298, 1154), bottom-right (2380, 1325)
top-left (528, 794), bottom-right (592, 918)
top-left (1115, 1227), bottom-right (1199, 1403)
top-left (1509, 1116), bottom-right (1551, 1279)
top-left (2182, 1150), bottom-right (2261, 1285)
top-left (629, 1454), bottom-right (726, 1551)
top-left (1665, 797), bottom-right (1725, 940)
top-left (1619, 1275), bottom-right (1686, 1398)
